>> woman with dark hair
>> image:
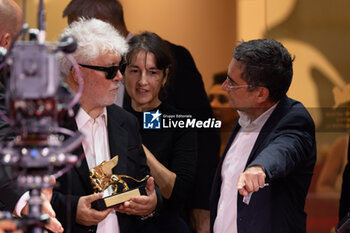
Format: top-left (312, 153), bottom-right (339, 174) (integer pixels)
top-left (123, 31), bottom-right (197, 233)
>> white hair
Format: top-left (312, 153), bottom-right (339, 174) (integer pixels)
top-left (57, 17), bottom-right (128, 76)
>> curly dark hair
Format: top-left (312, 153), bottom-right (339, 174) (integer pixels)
top-left (234, 39), bottom-right (295, 102)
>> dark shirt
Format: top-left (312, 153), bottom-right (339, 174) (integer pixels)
top-left (165, 42), bottom-right (220, 209)
top-left (123, 42), bottom-right (220, 210)
top-left (126, 102), bottom-right (197, 233)
top-left (125, 102), bottom-right (197, 208)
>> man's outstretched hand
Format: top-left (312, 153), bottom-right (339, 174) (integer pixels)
top-left (237, 166), bottom-right (266, 197)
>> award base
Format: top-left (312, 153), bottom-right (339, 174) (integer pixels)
top-left (91, 186), bottom-right (147, 211)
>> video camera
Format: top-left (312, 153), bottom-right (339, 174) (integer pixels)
top-left (0, 0), bottom-right (84, 232)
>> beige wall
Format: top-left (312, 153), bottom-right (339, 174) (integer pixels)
top-left (16, 0), bottom-right (349, 111)
top-left (237, 2), bottom-right (350, 232)
top-left (15, 0), bottom-right (236, 92)
top-left (237, 0), bottom-right (349, 109)
top-left (236, 0), bottom-right (350, 143)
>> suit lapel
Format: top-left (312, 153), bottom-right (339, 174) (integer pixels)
top-left (107, 106), bottom-right (128, 175)
top-left (246, 96), bottom-right (291, 166)
top-left (63, 112), bottom-right (92, 190)
top-left (221, 123), bottom-right (241, 162)
top-left (74, 147), bottom-right (91, 189)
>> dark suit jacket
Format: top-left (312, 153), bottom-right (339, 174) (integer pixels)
top-left (51, 105), bottom-right (162, 233)
top-left (210, 96), bottom-right (316, 233)
top-left (0, 81), bottom-right (9, 140)
top-left (0, 166), bottom-right (24, 211)
top-left (0, 79), bottom-right (24, 212)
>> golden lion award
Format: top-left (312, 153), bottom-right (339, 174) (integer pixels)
top-left (89, 156), bottom-right (149, 210)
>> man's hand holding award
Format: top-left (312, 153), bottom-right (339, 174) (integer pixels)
top-left (89, 156), bottom-right (149, 211)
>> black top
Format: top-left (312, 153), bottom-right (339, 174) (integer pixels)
top-left (125, 102), bottom-right (197, 209)
top-left (164, 41), bottom-right (220, 210)
top-left (122, 41), bottom-right (221, 210)
top-left (122, 41), bottom-right (220, 211)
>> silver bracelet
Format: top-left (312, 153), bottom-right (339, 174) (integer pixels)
top-left (140, 211), bottom-right (155, 220)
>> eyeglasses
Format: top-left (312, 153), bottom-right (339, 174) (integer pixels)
top-left (225, 75), bottom-right (253, 90)
top-left (79, 63), bottom-right (127, 80)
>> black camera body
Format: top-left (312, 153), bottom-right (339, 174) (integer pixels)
top-left (8, 42), bottom-right (61, 145)
top-left (9, 42), bottom-right (60, 100)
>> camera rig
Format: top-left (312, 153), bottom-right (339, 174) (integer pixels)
top-left (0, 0), bottom-right (84, 232)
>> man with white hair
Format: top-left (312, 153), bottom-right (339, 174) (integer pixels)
top-left (63, 2), bottom-right (221, 231)
top-left (54, 18), bottom-right (161, 233)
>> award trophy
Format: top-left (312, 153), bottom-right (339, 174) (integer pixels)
top-left (90, 156), bottom-right (149, 210)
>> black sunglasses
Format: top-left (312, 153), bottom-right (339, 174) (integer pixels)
top-left (79, 63), bottom-right (127, 80)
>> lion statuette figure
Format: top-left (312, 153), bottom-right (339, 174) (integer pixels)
top-left (89, 155), bottom-right (149, 194)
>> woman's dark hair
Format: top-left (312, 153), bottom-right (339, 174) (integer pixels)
top-left (234, 39), bottom-right (294, 102)
top-left (126, 31), bottom-right (173, 101)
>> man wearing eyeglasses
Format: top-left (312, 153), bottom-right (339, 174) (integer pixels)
top-left (210, 39), bottom-right (316, 233)
top-left (51, 18), bottom-right (161, 233)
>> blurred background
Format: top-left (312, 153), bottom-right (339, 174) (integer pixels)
top-left (15, 0), bottom-right (350, 232)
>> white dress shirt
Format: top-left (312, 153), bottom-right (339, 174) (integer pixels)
top-left (213, 104), bottom-right (277, 233)
top-left (76, 107), bottom-right (120, 233)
